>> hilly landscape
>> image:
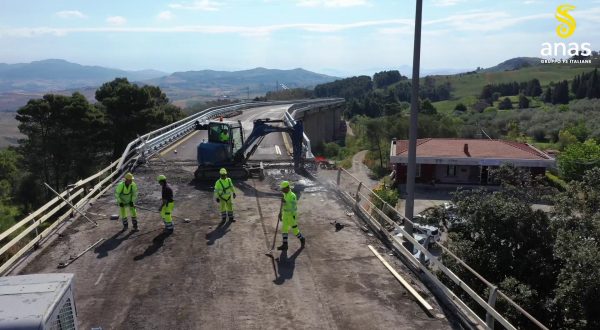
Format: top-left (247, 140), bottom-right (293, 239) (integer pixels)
top-left (0, 59), bottom-right (340, 111)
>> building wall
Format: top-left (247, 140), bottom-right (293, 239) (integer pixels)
top-left (394, 163), bottom-right (548, 185)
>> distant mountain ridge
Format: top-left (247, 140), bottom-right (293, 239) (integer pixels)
top-left (481, 57), bottom-right (542, 73)
top-left (0, 59), bottom-right (167, 93)
top-left (149, 67), bottom-right (339, 91)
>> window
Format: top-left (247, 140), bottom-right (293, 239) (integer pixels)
top-left (416, 164), bottom-right (421, 178)
top-left (447, 165), bottom-right (456, 177)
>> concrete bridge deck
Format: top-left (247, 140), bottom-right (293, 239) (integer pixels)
top-left (17, 105), bottom-right (454, 329)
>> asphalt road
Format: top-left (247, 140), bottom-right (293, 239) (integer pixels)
top-left (17, 104), bottom-right (455, 330)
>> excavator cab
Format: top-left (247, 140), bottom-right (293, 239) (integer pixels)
top-left (197, 120), bottom-right (244, 168)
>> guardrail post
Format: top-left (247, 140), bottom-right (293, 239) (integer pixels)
top-left (486, 286), bottom-right (498, 329)
top-left (355, 182), bottom-right (363, 210)
top-left (336, 168), bottom-right (342, 186)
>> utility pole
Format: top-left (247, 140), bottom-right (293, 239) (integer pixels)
top-left (405, 0), bottom-right (423, 248)
top-left (247, 86), bottom-right (250, 101)
top-left (276, 80), bottom-right (279, 92)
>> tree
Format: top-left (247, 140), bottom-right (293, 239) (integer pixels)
top-left (447, 179), bottom-right (557, 325)
top-left (95, 78), bottom-right (184, 157)
top-left (0, 149), bottom-right (22, 230)
top-left (480, 84), bottom-right (494, 101)
top-left (543, 87), bottom-right (553, 103)
top-left (518, 94), bottom-right (530, 109)
top-left (16, 93), bottom-right (107, 193)
top-left (558, 139), bottom-right (600, 181)
top-left (552, 80), bottom-right (570, 105)
top-left (526, 78), bottom-right (543, 97)
top-left (558, 129), bottom-right (579, 150)
top-left (492, 92), bottom-right (501, 102)
top-left (373, 70), bottom-right (404, 89)
top-left (420, 99), bottom-right (438, 115)
top-left (454, 103), bottom-right (467, 112)
top-left (499, 97), bottom-right (513, 110)
top-left (551, 168), bottom-right (600, 329)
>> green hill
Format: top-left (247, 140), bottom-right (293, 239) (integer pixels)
top-left (430, 59), bottom-right (600, 113)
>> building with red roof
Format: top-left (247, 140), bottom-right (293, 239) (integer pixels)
top-left (390, 138), bottom-right (556, 185)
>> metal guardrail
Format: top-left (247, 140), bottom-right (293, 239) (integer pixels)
top-left (283, 98), bottom-right (345, 159)
top-left (0, 100), bottom-right (300, 275)
top-left (326, 168), bottom-right (549, 330)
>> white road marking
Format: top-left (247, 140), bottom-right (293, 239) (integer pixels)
top-left (94, 272), bottom-right (104, 286)
top-left (274, 145), bottom-right (281, 155)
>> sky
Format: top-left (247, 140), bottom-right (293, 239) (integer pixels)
top-left (0, 0), bottom-right (599, 76)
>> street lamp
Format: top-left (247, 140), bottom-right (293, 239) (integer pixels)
top-left (404, 0), bottom-right (423, 246)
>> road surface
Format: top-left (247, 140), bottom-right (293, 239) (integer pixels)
top-left (17, 104), bottom-right (455, 329)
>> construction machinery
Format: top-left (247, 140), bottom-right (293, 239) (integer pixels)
top-left (194, 118), bottom-right (305, 179)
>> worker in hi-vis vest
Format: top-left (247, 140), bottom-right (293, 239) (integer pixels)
top-left (219, 127), bottom-right (230, 143)
top-left (214, 168), bottom-right (236, 222)
top-left (277, 181), bottom-right (305, 251)
top-left (157, 175), bottom-right (174, 233)
top-left (115, 172), bottom-right (139, 231)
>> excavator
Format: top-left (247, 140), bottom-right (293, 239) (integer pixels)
top-left (194, 118), bottom-right (305, 179)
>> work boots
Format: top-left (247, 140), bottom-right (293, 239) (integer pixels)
top-left (277, 242), bottom-right (288, 251)
top-left (300, 237), bottom-right (306, 248)
top-left (132, 218), bottom-right (138, 231)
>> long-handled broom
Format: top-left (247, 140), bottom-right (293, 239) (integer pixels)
top-left (265, 202), bottom-right (283, 258)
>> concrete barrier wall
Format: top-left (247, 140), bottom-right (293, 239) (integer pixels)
top-left (295, 103), bottom-right (344, 148)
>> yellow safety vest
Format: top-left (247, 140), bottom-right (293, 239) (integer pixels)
top-left (214, 178), bottom-right (234, 201)
top-left (282, 191), bottom-right (297, 214)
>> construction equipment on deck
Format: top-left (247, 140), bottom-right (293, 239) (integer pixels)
top-left (0, 273), bottom-right (78, 329)
top-left (194, 118), bottom-right (305, 179)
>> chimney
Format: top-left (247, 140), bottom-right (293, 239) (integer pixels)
top-left (464, 143), bottom-right (470, 156)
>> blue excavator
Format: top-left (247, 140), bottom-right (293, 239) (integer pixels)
top-left (194, 118), bottom-right (305, 179)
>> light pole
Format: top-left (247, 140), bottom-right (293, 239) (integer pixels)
top-left (404, 0), bottom-right (423, 247)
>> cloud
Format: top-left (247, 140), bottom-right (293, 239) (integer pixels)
top-left (296, 0), bottom-right (369, 7)
top-left (432, 0), bottom-right (465, 7)
top-left (157, 11), bottom-right (175, 21)
top-left (56, 10), bottom-right (87, 19)
top-left (169, 0), bottom-right (221, 11)
top-left (425, 11), bottom-right (551, 32)
top-left (106, 16), bottom-right (127, 26)
top-left (0, 19), bottom-right (414, 38)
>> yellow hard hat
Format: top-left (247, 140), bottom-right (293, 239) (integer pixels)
top-left (219, 168), bottom-right (227, 175)
top-left (280, 181), bottom-right (290, 189)
top-left (157, 174), bottom-right (167, 182)
top-left (124, 173), bottom-right (134, 180)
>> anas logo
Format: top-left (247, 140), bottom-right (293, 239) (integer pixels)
top-left (556, 4), bottom-right (576, 38)
top-left (541, 3), bottom-right (592, 63)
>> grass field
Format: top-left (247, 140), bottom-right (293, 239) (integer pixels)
top-left (437, 63), bottom-right (597, 99)
top-left (0, 112), bottom-right (23, 148)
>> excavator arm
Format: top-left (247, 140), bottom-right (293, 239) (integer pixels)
top-left (234, 119), bottom-right (305, 169)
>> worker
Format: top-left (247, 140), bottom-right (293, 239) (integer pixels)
top-left (157, 175), bottom-right (175, 233)
top-left (277, 181), bottom-right (305, 251)
top-left (219, 126), bottom-right (230, 143)
top-left (214, 168), bottom-right (236, 222)
top-left (115, 172), bottom-right (138, 231)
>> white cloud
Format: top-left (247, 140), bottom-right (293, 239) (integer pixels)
top-left (432, 0), bottom-right (465, 7)
top-left (169, 0), bottom-right (221, 11)
top-left (425, 11), bottom-right (551, 32)
top-left (157, 11), bottom-right (175, 21)
top-left (106, 16), bottom-right (127, 26)
top-left (0, 19), bottom-right (413, 38)
top-left (296, 0), bottom-right (369, 7)
top-left (56, 10), bottom-right (87, 19)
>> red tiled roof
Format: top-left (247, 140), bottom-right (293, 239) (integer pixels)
top-left (393, 138), bottom-right (551, 160)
